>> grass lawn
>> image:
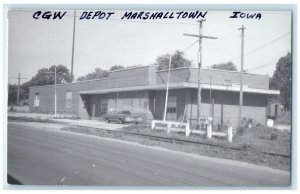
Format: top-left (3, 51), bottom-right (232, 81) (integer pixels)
top-left (274, 111), bottom-right (291, 125)
top-left (233, 125), bottom-right (290, 155)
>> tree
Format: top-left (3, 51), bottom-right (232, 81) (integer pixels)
top-left (27, 65), bottom-right (72, 87)
top-left (109, 65), bottom-right (125, 71)
top-left (9, 84), bottom-right (28, 105)
top-left (8, 65), bottom-right (71, 105)
top-left (8, 84), bottom-right (18, 105)
top-left (77, 68), bottom-right (108, 81)
top-left (270, 52), bottom-right (291, 111)
top-left (210, 61), bottom-right (237, 71)
top-left (155, 50), bottom-right (192, 70)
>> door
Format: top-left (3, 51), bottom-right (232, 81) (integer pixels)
top-left (166, 96), bottom-right (177, 121)
top-left (275, 104), bottom-right (278, 117)
top-left (97, 99), bottom-right (108, 117)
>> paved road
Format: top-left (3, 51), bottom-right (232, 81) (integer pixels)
top-left (8, 112), bottom-right (125, 130)
top-left (7, 121), bottom-right (290, 187)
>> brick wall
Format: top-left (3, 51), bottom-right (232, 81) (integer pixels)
top-left (156, 68), bottom-right (191, 84)
top-left (156, 67), bottom-right (270, 89)
top-left (29, 66), bottom-right (156, 115)
top-left (190, 68), bottom-right (270, 89)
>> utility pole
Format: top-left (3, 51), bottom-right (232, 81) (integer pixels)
top-left (183, 19), bottom-right (217, 129)
top-left (238, 25), bottom-right (246, 129)
top-left (209, 75), bottom-right (212, 116)
top-left (163, 54), bottom-right (172, 121)
top-left (43, 66), bottom-right (58, 117)
top-left (11, 72), bottom-right (27, 106)
top-left (54, 66), bottom-right (57, 117)
top-left (70, 10), bottom-right (76, 82)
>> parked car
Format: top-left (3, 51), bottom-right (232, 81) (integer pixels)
top-left (103, 111), bottom-right (142, 124)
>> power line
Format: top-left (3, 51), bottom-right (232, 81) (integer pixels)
top-left (210, 51), bottom-right (288, 82)
top-left (223, 31), bottom-right (291, 63)
top-left (182, 39), bottom-right (199, 53)
top-left (249, 62), bottom-right (275, 72)
top-left (243, 32), bottom-right (290, 56)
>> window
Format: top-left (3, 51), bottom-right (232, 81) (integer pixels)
top-left (66, 91), bottom-right (72, 108)
top-left (34, 93), bottom-right (40, 107)
top-left (108, 99), bottom-right (116, 111)
top-left (97, 99), bottom-right (108, 115)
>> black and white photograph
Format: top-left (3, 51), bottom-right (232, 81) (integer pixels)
top-left (5, 6), bottom-right (294, 188)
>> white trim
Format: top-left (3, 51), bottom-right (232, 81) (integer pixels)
top-left (157, 66), bottom-right (191, 73)
top-left (200, 83), bottom-right (280, 95)
top-left (79, 82), bottom-right (280, 95)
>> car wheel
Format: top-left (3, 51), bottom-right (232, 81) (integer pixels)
top-left (105, 118), bottom-right (110, 123)
top-left (119, 119), bottom-right (124, 124)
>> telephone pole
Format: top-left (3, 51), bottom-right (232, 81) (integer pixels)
top-left (183, 19), bottom-right (217, 129)
top-left (43, 66), bottom-right (58, 117)
top-left (238, 25), bottom-right (246, 129)
top-left (11, 72), bottom-right (27, 105)
top-left (70, 10), bottom-right (76, 82)
top-left (163, 54), bottom-right (172, 121)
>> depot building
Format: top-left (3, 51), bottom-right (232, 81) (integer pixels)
top-left (29, 65), bottom-right (280, 128)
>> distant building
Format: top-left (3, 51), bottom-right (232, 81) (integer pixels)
top-left (29, 65), bottom-right (280, 128)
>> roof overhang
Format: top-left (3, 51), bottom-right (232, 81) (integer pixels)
top-left (79, 82), bottom-right (280, 95)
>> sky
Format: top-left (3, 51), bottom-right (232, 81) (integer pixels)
top-left (7, 10), bottom-right (291, 84)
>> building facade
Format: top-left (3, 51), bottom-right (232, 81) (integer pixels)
top-left (29, 65), bottom-right (279, 128)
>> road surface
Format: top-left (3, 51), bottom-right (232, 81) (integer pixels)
top-left (7, 121), bottom-right (290, 186)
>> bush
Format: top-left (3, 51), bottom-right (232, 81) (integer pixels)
top-left (241, 143), bottom-right (253, 150)
top-left (237, 127), bottom-right (245, 136)
top-left (270, 131), bottom-right (278, 140)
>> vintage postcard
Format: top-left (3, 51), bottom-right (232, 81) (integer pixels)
top-left (6, 7), bottom-right (293, 188)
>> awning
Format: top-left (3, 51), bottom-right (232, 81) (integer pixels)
top-left (79, 82), bottom-right (280, 95)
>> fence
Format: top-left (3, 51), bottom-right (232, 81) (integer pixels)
top-left (151, 118), bottom-right (233, 143)
top-left (151, 120), bottom-right (191, 136)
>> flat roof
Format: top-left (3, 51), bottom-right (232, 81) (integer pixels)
top-left (79, 82), bottom-right (280, 95)
top-left (30, 65), bottom-right (269, 89)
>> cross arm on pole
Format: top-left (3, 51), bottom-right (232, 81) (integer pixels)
top-left (238, 25), bottom-right (246, 31)
top-left (183, 19), bottom-right (218, 130)
top-left (183, 33), bottom-right (218, 39)
top-left (202, 35), bottom-right (218, 39)
top-left (183, 33), bottom-right (200, 38)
